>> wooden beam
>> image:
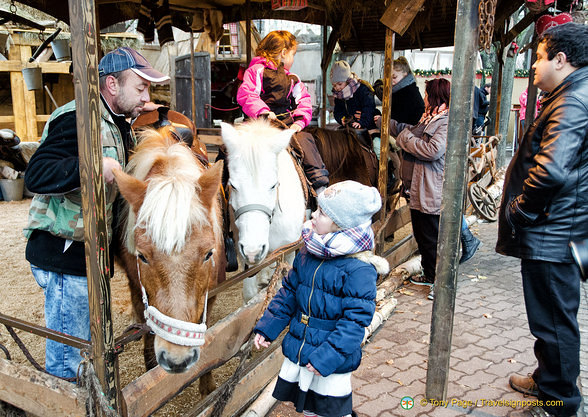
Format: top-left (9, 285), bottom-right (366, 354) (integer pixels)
top-left (487, 50), bottom-right (500, 136)
top-left (0, 358), bottom-right (87, 417)
top-left (426, 0), bottom-right (478, 401)
top-left (380, 0), bottom-right (426, 35)
top-left (384, 204), bottom-right (411, 236)
top-left (246, 0), bottom-right (252, 64)
top-left (8, 37), bottom-right (27, 140)
top-left (320, 26), bottom-right (340, 73)
top-left (189, 343), bottom-right (283, 417)
top-left (21, 45), bottom-right (38, 141)
top-left (321, 22), bottom-right (328, 127)
top-left (376, 28), bottom-right (394, 251)
top-left (0, 60), bottom-right (69, 73)
top-left (503, 11), bottom-right (535, 46)
top-left (382, 235), bottom-right (418, 270)
top-left (122, 290), bottom-right (268, 417)
top-left (68, 0), bottom-right (121, 412)
top-left (496, 51), bottom-right (516, 168)
top-left (494, 2), bottom-right (525, 36)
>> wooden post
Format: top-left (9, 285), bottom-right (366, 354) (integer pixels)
top-left (496, 50), bottom-right (516, 168)
top-left (67, 0), bottom-right (121, 412)
top-left (493, 46), bottom-right (504, 136)
top-left (168, 42), bottom-right (178, 110)
top-left (376, 29), bottom-right (394, 248)
top-left (486, 49), bottom-right (500, 136)
top-left (524, 34), bottom-right (538, 128)
top-left (8, 38), bottom-right (27, 140)
top-left (320, 27), bottom-right (340, 128)
top-left (425, 0), bottom-right (478, 400)
top-left (246, 0), bottom-right (252, 64)
top-left (190, 29), bottom-right (196, 124)
top-left (20, 45), bottom-right (38, 140)
top-left (321, 22), bottom-right (327, 127)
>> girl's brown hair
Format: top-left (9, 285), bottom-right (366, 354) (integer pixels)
top-left (393, 56), bottom-right (412, 75)
top-left (255, 30), bottom-right (298, 67)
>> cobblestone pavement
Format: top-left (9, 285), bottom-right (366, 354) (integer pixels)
top-left (269, 220), bottom-right (588, 417)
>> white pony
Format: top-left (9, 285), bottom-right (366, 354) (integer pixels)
top-left (221, 119), bottom-right (306, 302)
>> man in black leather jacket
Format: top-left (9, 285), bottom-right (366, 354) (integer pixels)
top-left (496, 22), bottom-right (588, 417)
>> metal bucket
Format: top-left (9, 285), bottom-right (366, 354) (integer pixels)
top-left (22, 67), bottom-right (42, 91)
top-left (0, 178), bottom-right (25, 201)
top-left (51, 39), bottom-right (71, 62)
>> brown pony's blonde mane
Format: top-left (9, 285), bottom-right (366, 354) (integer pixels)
top-left (123, 127), bottom-right (221, 255)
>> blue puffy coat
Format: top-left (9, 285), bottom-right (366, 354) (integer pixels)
top-left (254, 247), bottom-right (388, 377)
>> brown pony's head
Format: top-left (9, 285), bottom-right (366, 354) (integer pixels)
top-left (114, 127), bottom-right (223, 373)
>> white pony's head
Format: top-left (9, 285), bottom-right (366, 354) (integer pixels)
top-left (221, 120), bottom-right (295, 265)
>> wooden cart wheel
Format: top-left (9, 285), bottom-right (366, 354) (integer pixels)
top-left (468, 182), bottom-right (499, 222)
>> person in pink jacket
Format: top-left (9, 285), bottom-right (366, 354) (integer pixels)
top-left (237, 30), bottom-right (329, 193)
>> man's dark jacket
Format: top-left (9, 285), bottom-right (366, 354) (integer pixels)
top-left (496, 66), bottom-right (588, 263)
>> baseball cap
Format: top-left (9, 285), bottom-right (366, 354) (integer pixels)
top-left (98, 47), bottom-right (170, 84)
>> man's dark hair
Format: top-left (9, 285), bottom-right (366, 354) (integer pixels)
top-left (98, 70), bottom-right (128, 90)
top-left (540, 22), bottom-right (588, 68)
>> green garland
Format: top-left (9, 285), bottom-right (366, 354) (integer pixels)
top-left (412, 68), bottom-right (530, 77)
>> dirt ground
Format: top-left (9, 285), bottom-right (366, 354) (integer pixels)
top-left (0, 198), bottom-right (243, 417)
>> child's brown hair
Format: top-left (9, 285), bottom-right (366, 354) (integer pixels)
top-left (255, 30), bottom-right (298, 68)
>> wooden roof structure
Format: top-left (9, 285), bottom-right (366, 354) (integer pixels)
top-left (10, 0), bottom-right (545, 51)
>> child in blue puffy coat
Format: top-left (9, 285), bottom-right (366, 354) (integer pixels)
top-left (254, 180), bottom-right (389, 417)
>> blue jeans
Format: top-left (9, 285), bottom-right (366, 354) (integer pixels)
top-left (31, 265), bottom-right (91, 379)
top-left (461, 216), bottom-right (468, 233)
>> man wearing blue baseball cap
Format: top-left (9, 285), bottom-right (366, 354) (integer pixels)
top-left (23, 47), bottom-right (169, 380)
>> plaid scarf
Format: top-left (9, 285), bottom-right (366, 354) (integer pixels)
top-left (301, 220), bottom-right (375, 258)
top-left (332, 74), bottom-right (361, 100)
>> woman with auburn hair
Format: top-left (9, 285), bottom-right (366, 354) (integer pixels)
top-left (377, 78), bottom-right (480, 300)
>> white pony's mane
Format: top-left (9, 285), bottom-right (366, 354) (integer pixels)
top-left (124, 129), bottom-right (220, 255)
top-left (227, 119), bottom-right (285, 180)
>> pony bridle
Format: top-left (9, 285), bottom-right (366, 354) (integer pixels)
top-left (136, 257), bottom-right (208, 346)
top-left (232, 183), bottom-right (281, 222)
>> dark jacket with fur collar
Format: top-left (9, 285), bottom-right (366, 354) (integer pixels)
top-left (254, 247), bottom-right (389, 377)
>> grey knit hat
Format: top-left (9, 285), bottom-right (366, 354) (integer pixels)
top-left (330, 60), bottom-right (352, 83)
top-left (317, 180), bottom-right (381, 229)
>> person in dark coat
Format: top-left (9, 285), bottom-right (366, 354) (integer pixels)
top-left (374, 56), bottom-right (425, 125)
top-left (496, 22), bottom-right (588, 417)
top-left (253, 180), bottom-right (389, 417)
top-left (472, 84), bottom-right (490, 133)
top-left (331, 60), bottom-right (378, 130)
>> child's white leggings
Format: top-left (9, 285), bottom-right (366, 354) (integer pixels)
top-left (303, 411), bottom-right (351, 417)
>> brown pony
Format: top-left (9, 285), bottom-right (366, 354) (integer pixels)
top-left (113, 127), bottom-right (223, 386)
top-left (305, 127), bottom-right (379, 187)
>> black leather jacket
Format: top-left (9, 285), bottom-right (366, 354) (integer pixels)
top-left (496, 66), bottom-right (588, 262)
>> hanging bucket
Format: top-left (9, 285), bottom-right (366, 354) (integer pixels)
top-left (51, 39), bottom-right (71, 62)
top-left (0, 178), bottom-right (25, 201)
top-left (22, 67), bottom-right (42, 91)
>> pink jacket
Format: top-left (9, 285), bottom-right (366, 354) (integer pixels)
top-left (237, 56), bottom-right (313, 130)
top-left (519, 89), bottom-right (540, 121)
